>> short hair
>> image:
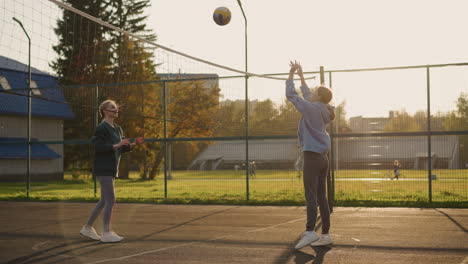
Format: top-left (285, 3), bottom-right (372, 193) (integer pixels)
top-left (316, 86), bottom-right (333, 104)
top-left (99, 99), bottom-right (117, 118)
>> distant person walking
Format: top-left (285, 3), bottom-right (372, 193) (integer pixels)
top-left (393, 160), bottom-right (402, 180)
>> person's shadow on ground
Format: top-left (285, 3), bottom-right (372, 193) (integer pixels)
top-left (293, 245), bottom-right (332, 264)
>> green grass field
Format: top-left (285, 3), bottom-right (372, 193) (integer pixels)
top-left (1, 170), bottom-right (467, 207)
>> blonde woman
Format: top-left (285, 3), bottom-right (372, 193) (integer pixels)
top-left (80, 100), bottom-right (144, 243)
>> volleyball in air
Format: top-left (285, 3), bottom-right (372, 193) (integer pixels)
top-left (213, 7), bottom-right (231, 26)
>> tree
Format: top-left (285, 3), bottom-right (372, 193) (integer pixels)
top-left (51, 0), bottom-right (113, 85)
top-left (215, 100), bottom-right (245, 137)
top-left (52, 0), bottom-right (162, 178)
top-left (137, 80), bottom-right (220, 180)
top-left (333, 101), bottom-right (351, 133)
top-left (249, 99), bottom-right (279, 136)
top-left (275, 99), bottom-right (348, 135)
top-left (107, 35), bottom-right (158, 179)
top-left (455, 92), bottom-right (468, 121)
top-left (276, 99), bottom-right (301, 136)
top-left (99, 0), bottom-right (158, 178)
top-left (384, 109), bottom-right (425, 132)
top-left (51, 0), bottom-right (114, 173)
top-left (444, 92), bottom-right (468, 164)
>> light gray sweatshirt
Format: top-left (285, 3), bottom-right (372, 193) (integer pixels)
top-left (285, 79), bottom-right (332, 153)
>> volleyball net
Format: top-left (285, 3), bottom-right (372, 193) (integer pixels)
top-left (0, 0), bottom-right (467, 206)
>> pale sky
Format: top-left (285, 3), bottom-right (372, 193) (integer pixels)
top-left (148, 0), bottom-right (468, 118)
top-left (1, 0), bottom-right (468, 118)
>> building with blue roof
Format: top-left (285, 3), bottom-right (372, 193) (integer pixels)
top-left (0, 56), bottom-right (75, 181)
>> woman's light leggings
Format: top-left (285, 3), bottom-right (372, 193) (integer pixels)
top-left (86, 176), bottom-right (115, 232)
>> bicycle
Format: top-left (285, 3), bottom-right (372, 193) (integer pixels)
top-left (384, 170), bottom-right (403, 180)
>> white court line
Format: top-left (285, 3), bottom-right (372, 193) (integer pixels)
top-left (85, 242), bottom-right (198, 264)
top-left (32, 241), bottom-right (51, 251)
top-left (31, 240), bottom-right (75, 258)
top-left (247, 218), bottom-right (306, 233)
top-left (83, 217), bottom-right (306, 264)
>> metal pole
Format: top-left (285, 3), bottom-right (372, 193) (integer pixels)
top-left (94, 85), bottom-right (99, 197)
top-left (237, 0), bottom-right (249, 201)
top-left (320, 66), bottom-right (325, 85)
top-left (13, 17), bottom-right (31, 198)
top-left (426, 67), bottom-right (432, 203)
top-left (320, 66), bottom-right (333, 212)
top-left (167, 84), bottom-right (172, 181)
top-left (163, 81), bottom-right (168, 199)
top-left (328, 71), bottom-right (335, 212)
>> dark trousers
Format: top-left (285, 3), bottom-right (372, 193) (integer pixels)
top-left (303, 151), bottom-right (330, 233)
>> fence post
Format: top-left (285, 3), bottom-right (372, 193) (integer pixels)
top-left (245, 76), bottom-right (249, 201)
top-left (26, 66), bottom-right (31, 198)
top-left (328, 71), bottom-right (335, 212)
top-left (163, 81), bottom-right (168, 200)
top-left (320, 66), bottom-right (333, 212)
top-left (13, 17), bottom-right (32, 198)
top-left (426, 66), bottom-right (433, 203)
top-left (94, 85), bottom-right (99, 197)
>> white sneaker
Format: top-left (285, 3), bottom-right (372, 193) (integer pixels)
top-left (310, 234), bottom-right (333, 246)
top-left (80, 226), bottom-right (101, 240)
top-left (100, 231), bottom-right (124, 243)
top-left (295, 231), bottom-right (320, 250)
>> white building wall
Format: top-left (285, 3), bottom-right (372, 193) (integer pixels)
top-left (0, 115), bottom-right (64, 179)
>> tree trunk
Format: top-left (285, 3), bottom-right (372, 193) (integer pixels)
top-left (140, 155), bottom-right (148, 180)
top-left (118, 155), bottom-right (130, 179)
top-left (148, 151), bottom-right (164, 180)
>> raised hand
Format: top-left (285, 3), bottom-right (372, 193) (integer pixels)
top-left (289, 60), bottom-right (298, 80)
top-left (289, 60), bottom-right (298, 74)
top-left (296, 62), bottom-right (303, 77)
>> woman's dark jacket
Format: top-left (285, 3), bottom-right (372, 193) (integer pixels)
top-left (91, 122), bottom-right (132, 177)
